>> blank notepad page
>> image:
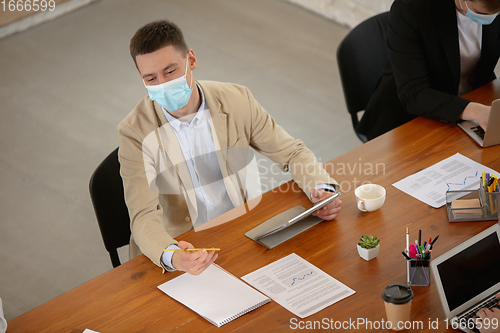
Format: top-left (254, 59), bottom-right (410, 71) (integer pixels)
top-left (158, 264), bottom-right (270, 327)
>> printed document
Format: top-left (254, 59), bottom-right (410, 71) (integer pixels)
top-left (241, 253), bottom-right (355, 318)
top-left (393, 153), bottom-right (498, 208)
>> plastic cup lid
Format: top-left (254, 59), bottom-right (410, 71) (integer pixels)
top-left (381, 284), bottom-right (414, 304)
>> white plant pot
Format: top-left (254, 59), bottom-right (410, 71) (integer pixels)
top-left (357, 244), bottom-right (380, 261)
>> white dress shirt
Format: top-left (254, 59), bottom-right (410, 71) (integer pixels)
top-left (161, 84), bottom-right (234, 267)
top-left (457, 9), bottom-right (482, 96)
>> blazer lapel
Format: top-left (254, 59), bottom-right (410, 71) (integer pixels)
top-left (434, 0), bottom-right (461, 91)
top-left (210, 112), bottom-right (228, 177)
top-left (474, 18), bottom-right (500, 87)
top-left (197, 81), bottom-right (228, 177)
top-left (199, 81), bottom-right (245, 207)
top-left (153, 101), bottom-right (198, 217)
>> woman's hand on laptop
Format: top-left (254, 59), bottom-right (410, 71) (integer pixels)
top-left (311, 189), bottom-right (341, 221)
top-left (172, 241), bottom-right (218, 275)
top-left (475, 294), bottom-right (500, 333)
top-left (460, 102), bottom-right (490, 130)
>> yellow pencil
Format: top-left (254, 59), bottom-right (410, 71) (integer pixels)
top-left (163, 248), bottom-right (220, 252)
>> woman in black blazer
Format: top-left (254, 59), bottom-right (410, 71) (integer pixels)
top-left (357, 0), bottom-right (500, 141)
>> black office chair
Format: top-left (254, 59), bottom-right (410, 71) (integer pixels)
top-left (337, 12), bottom-right (390, 143)
top-left (89, 147), bottom-right (131, 268)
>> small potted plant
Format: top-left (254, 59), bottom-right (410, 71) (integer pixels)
top-left (357, 235), bottom-right (380, 261)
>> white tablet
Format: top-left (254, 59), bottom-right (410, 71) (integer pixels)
top-left (256, 192), bottom-right (341, 240)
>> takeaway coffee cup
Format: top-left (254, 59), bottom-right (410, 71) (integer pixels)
top-left (382, 284), bottom-right (414, 331)
top-left (355, 184), bottom-right (386, 212)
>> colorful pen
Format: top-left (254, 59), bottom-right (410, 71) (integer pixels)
top-left (430, 235), bottom-right (439, 250)
top-left (406, 227), bottom-right (410, 254)
top-left (415, 243), bottom-right (421, 257)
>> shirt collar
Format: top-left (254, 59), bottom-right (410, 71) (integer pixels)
top-left (163, 82), bottom-right (207, 132)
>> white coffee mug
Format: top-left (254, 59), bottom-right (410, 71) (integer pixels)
top-left (355, 184), bottom-right (386, 212)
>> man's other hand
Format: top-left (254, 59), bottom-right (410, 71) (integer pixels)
top-left (311, 189), bottom-right (342, 221)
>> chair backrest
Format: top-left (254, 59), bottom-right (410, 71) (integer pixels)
top-left (89, 148), bottom-right (131, 268)
top-left (337, 12), bottom-right (390, 137)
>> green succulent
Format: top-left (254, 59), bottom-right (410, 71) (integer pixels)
top-left (358, 235), bottom-right (380, 249)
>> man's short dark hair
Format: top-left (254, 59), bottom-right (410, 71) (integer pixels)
top-left (130, 20), bottom-right (188, 69)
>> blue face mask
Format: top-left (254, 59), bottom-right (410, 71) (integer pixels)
top-left (145, 56), bottom-right (193, 111)
top-left (460, 0), bottom-right (499, 25)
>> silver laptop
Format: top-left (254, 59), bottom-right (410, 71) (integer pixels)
top-left (458, 99), bottom-right (500, 148)
top-left (431, 223), bottom-right (500, 333)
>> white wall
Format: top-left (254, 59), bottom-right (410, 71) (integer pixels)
top-left (286, 0), bottom-right (393, 28)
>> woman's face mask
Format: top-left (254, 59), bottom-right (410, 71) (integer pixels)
top-left (460, 0), bottom-right (499, 25)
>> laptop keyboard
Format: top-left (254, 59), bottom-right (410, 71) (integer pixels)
top-left (471, 126), bottom-right (485, 140)
top-left (457, 296), bottom-right (499, 333)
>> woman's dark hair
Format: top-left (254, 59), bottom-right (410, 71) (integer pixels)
top-left (473, 0), bottom-right (500, 13)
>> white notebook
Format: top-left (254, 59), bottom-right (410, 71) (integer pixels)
top-left (158, 264), bottom-right (270, 327)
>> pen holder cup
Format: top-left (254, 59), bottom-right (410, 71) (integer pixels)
top-left (406, 254), bottom-right (431, 287)
top-left (446, 188), bottom-right (499, 222)
top-left (478, 182), bottom-right (499, 220)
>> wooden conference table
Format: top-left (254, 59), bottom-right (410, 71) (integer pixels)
top-left (8, 80), bottom-right (500, 332)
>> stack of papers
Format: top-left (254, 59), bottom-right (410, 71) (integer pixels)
top-left (393, 153), bottom-right (498, 208)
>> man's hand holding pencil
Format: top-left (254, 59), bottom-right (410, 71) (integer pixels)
top-left (170, 241), bottom-right (219, 275)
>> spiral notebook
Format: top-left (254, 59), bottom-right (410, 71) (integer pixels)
top-left (157, 264), bottom-right (270, 327)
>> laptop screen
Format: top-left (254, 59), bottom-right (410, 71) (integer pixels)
top-left (436, 231), bottom-right (500, 312)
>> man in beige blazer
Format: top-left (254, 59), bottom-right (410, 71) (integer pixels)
top-left (118, 20), bottom-right (341, 275)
